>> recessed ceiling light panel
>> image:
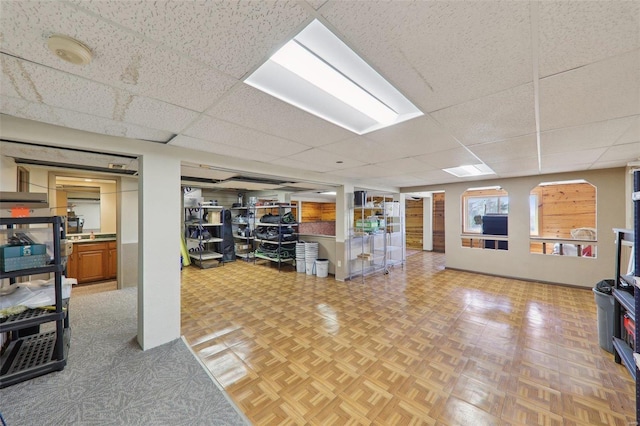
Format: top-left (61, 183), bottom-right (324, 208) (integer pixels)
top-left (443, 164), bottom-right (496, 178)
top-left (245, 20), bottom-right (423, 135)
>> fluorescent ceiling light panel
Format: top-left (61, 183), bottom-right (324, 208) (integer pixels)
top-left (443, 164), bottom-right (496, 178)
top-left (245, 19), bottom-right (423, 135)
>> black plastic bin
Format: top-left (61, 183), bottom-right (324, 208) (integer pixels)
top-left (593, 279), bottom-right (614, 353)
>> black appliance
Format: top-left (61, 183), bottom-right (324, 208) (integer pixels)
top-left (482, 214), bottom-right (508, 250)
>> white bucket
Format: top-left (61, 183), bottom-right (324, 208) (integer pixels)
top-left (315, 259), bottom-right (329, 278)
top-left (306, 261), bottom-right (315, 275)
top-left (296, 260), bottom-right (305, 273)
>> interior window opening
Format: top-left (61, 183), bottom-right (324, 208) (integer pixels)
top-left (461, 186), bottom-right (508, 251)
top-left (529, 180), bottom-right (597, 258)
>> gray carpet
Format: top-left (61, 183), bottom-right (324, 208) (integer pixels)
top-left (0, 288), bottom-right (249, 426)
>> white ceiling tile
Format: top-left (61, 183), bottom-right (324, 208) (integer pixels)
top-left (539, 50), bottom-right (640, 131)
top-left (368, 176), bottom-right (426, 187)
top-left (320, 1), bottom-right (532, 112)
top-left (408, 169), bottom-right (460, 185)
top-left (0, 1), bottom-right (237, 112)
top-left (1, 56), bottom-right (116, 119)
top-left (182, 116), bottom-right (310, 156)
top-left (589, 160), bottom-right (632, 170)
top-left (169, 135), bottom-right (281, 163)
top-left (330, 164), bottom-right (405, 179)
top-left (540, 163), bottom-right (595, 174)
top-left (124, 97), bottom-right (198, 133)
top-left (267, 158), bottom-right (335, 173)
top-left (487, 156), bottom-right (539, 174)
top-left (365, 116), bottom-right (462, 156)
top-left (1, 97), bottom-right (172, 142)
top-left (206, 84), bottom-right (352, 147)
top-left (70, 0), bottom-right (310, 78)
top-left (1, 56), bottom-right (197, 134)
top-left (414, 147), bottom-right (481, 170)
top-left (280, 148), bottom-right (365, 171)
top-left (538, 1), bottom-right (640, 77)
top-left (541, 148), bottom-right (607, 170)
top-left (615, 115), bottom-right (640, 145)
top-left (372, 158), bottom-right (431, 174)
top-left (431, 84), bottom-right (536, 145)
top-left (319, 136), bottom-right (394, 164)
top-left (597, 142), bottom-right (640, 163)
top-left (541, 116), bottom-right (638, 156)
top-left (470, 134), bottom-right (538, 164)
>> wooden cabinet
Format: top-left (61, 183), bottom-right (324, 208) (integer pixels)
top-left (107, 241), bottom-right (117, 279)
top-left (67, 249), bottom-right (78, 280)
top-left (66, 241), bottom-right (117, 283)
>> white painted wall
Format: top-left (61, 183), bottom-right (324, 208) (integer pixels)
top-left (0, 156), bottom-right (17, 190)
top-left (407, 168), bottom-right (625, 288)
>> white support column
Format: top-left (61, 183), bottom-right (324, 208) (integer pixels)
top-left (423, 196), bottom-right (433, 251)
top-left (137, 153), bottom-right (181, 350)
top-left (335, 183), bottom-right (353, 281)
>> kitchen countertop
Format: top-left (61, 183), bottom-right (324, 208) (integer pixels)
top-left (67, 233), bottom-right (116, 243)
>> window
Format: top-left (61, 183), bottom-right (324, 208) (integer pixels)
top-left (529, 180), bottom-right (597, 257)
top-left (462, 188), bottom-right (508, 233)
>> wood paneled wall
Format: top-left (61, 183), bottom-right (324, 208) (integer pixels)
top-left (405, 199), bottom-right (423, 249)
top-left (535, 182), bottom-right (596, 238)
top-left (301, 202), bottom-right (335, 222)
top-left (433, 193), bottom-right (445, 253)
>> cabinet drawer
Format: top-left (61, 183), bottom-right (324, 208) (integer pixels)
top-left (76, 242), bottom-right (107, 252)
top-left (107, 241), bottom-right (116, 249)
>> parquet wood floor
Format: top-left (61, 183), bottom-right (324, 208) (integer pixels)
top-left (181, 253), bottom-right (636, 425)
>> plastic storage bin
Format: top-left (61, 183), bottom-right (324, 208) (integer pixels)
top-left (593, 279), bottom-right (615, 353)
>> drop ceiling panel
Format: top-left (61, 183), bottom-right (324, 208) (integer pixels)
top-left (1, 56), bottom-right (197, 134)
top-left (0, 98), bottom-right (173, 143)
top-left (374, 158), bottom-right (432, 175)
top-left (597, 142), bottom-right (640, 163)
top-left (615, 116), bottom-right (640, 145)
top-left (589, 159), bottom-right (632, 170)
top-left (470, 135), bottom-right (538, 164)
top-left (431, 83), bottom-right (536, 146)
top-left (541, 148), bottom-right (607, 170)
top-left (330, 164), bottom-right (408, 179)
top-left (414, 147), bottom-right (481, 170)
top-left (206, 84), bottom-right (352, 147)
top-left (169, 135), bottom-right (280, 163)
top-left (368, 175), bottom-right (426, 188)
top-left (181, 116), bottom-right (310, 156)
top-left (539, 50), bottom-right (640, 131)
top-left (487, 156), bottom-right (539, 175)
top-left (540, 117), bottom-right (637, 156)
top-left (267, 158), bottom-right (337, 173)
top-left (408, 169), bottom-right (462, 185)
top-left (538, 1), bottom-right (640, 78)
top-left (0, 1), bottom-right (237, 113)
top-left (70, 0), bottom-right (310, 78)
top-left (318, 137), bottom-right (393, 164)
top-left (319, 1), bottom-right (532, 112)
top-left (278, 148), bottom-right (365, 170)
top-left (364, 116), bottom-right (462, 157)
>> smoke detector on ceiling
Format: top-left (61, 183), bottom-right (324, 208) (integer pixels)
top-left (47, 34), bottom-right (93, 65)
